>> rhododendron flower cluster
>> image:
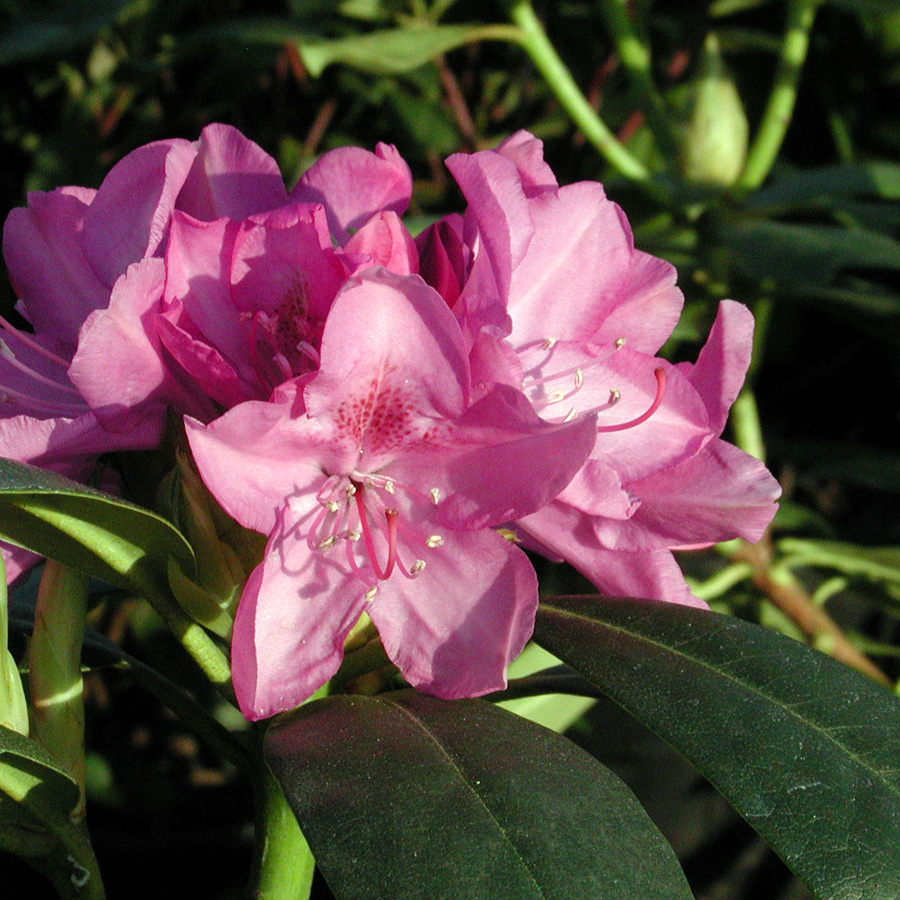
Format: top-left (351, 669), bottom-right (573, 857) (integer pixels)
top-left (0, 125), bottom-right (780, 719)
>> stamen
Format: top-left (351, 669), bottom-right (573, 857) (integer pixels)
top-left (615, 337), bottom-right (626, 349)
top-left (364, 586), bottom-right (378, 602)
top-left (0, 314), bottom-right (71, 369)
top-left (409, 560), bottom-right (426, 576)
top-left (355, 489), bottom-right (399, 581)
top-left (430, 488), bottom-right (441, 506)
top-left (0, 386), bottom-right (86, 417)
top-left (609, 389), bottom-right (621, 404)
top-left (542, 337), bottom-right (557, 350)
top-left (425, 535), bottom-right (444, 548)
top-left (596, 368), bottom-right (666, 434)
top-left (0, 341), bottom-right (81, 394)
top-left (296, 341), bottom-right (320, 367)
top-left (563, 408), bottom-right (578, 423)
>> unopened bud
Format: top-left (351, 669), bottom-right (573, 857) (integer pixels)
top-left (680, 32), bottom-right (749, 187)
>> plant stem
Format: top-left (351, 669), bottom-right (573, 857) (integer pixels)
top-left (251, 747), bottom-right (315, 900)
top-left (506, 0), bottom-right (667, 200)
top-left (730, 389), bottom-right (767, 462)
top-left (735, 0), bottom-right (820, 193)
top-left (595, 0), bottom-right (680, 158)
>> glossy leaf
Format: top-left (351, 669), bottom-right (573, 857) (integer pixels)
top-left (534, 596), bottom-right (900, 900)
top-left (0, 724), bottom-right (103, 899)
top-left (0, 458), bottom-right (195, 601)
top-left (266, 690), bottom-right (693, 900)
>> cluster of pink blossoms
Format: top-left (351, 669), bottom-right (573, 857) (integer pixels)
top-left (1, 125), bottom-right (780, 719)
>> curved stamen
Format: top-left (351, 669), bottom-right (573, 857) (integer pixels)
top-left (0, 385), bottom-right (87, 416)
top-left (0, 341), bottom-right (82, 395)
top-left (0, 314), bottom-right (71, 370)
top-left (354, 488), bottom-right (398, 581)
top-left (595, 368), bottom-right (666, 433)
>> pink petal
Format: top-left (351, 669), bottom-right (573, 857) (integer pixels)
top-left (415, 214), bottom-right (467, 308)
top-left (494, 130), bottom-right (558, 197)
top-left (678, 300), bottom-right (754, 433)
top-left (163, 212), bottom-right (249, 370)
top-left (304, 269), bottom-right (470, 471)
top-left (2, 542), bottom-right (41, 586)
top-left (177, 123), bottom-right (289, 221)
top-left (394, 384), bottom-right (597, 529)
top-left (82, 139), bottom-right (197, 288)
top-left (3, 189), bottom-right (106, 343)
top-left (370, 527), bottom-right (538, 698)
top-left (624, 438), bottom-right (781, 547)
top-left (230, 204), bottom-right (346, 327)
top-left (291, 143), bottom-right (412, 244)
top-left (445, 149), bottom-right (532, 309)
top-left (156, 312), bottom-right (252, 409)
top-left (184, 387), bottom-right (329, 535)
top-left (589, 351), bottom-right (711, 483)
top-left (589, 250), bottom-right (684, 355)
top-left (232, 503), bottom-right (368, 720)
top-left (518, 502), bottom-right (707, 608)
top-left (0, 411), bottom-right (161, 471)
top-left (69, 258), bottom-right (203, 429)
top-left (506, 183), bottom-right (633, 348)
top-left (343, 211), bottom-right (419, 276)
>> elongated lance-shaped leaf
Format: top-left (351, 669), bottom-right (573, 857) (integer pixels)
top-left (0, 460), bottom-right (232, 691)
top-left (266, 690), bottom-right (693, 900)
top-left (0, 458), bottom-right (195, 603)
top-left (0, 723), bottom-right (104, 899)
top-left (534, 596), bottom-right (900, 900)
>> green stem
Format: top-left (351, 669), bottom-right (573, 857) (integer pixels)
top-left (506, 0), bottom-right (667, 200)
top-left (595, 0), bottom-right (680, 158)
top-left (735, 0), bottom-right (820, 193)
top-left (251, 744), bottom-right (315, 900)
top-left (29, 561), bottom-right (90, 820)
top-left (730, 389), bottom-right (766, 463)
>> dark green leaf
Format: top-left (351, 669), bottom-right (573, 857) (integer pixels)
top-left (266, 690), bottom-right (693, 900)
top-left (720, 220), bottom-right (900, 287)
top-left (0, 458), bottom-right (195, 602)
top-left (748, 162), bottom-right (900, 210)
top-left (534, 596), bottom-right (900, 900)
top-left (0, 0), bottom-right (134, 66)
top-left (0, 724), bottom-right (102, 899)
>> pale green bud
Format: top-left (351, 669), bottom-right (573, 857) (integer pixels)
top-left (680, 32), bottom-right (749, 187)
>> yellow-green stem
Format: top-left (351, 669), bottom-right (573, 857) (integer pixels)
top-left (736, 0), bottom-right (820, 193)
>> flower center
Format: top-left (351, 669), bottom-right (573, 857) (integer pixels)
top-left (519, 337), bottom-right (666, 434)
top-left (306, 474), bottom-right (445, 595)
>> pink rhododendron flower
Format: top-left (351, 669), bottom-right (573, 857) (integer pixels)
top-left (185, 269), bottom-right (597, 719)
top-left (70, 128), bottom-right (413, 418)
top-left (418, 132), bottom-right (781, 606)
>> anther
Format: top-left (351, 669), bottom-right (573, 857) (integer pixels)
top-left (317, 536), bottom-right (336, 550)
top-left (321, 499), bottom-right (339, 513)
top-left (563, 408), bottom-right (578, 423)
top-left (609, 389), bottom-right (621, 403)
top-left (425, 535), bottom-right (444, 548)
top-left (383, 480), bottom-right (395, 495)
top-left (430, 488), bottom-right (441, 506)
top-left (410, 560), bottom-right (426, 576)
top-left (596, 368), bottom-right (666, 434)
top-left (364, 586), bottom-right (378, 602)
top-left (615, 337), bottom-right (626, 349)
top-left (542, 337), bottom-right (557, 350)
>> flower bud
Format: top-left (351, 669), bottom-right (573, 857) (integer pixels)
top-left (680, 32), bottom-right (749, 187)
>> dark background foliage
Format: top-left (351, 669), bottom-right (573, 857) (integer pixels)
top-left (2, 1), bottom-right (899, 897)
